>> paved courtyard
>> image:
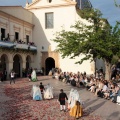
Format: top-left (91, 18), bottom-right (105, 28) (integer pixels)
top-left (0, 76), bottom-right (120, 120)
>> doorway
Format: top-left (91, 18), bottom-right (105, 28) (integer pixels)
top-left (45, 57), bottom-right (55, 75)
top-left (13, 55), bottom-right (21, 77)
top-left (1, 28), bottom-right (5, 40)
top-left (26, 56), bottom-right (31, 70)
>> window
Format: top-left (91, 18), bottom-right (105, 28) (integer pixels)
top-left (15, 32), bottom-right (19, 40)
top-left (26, 35), bottom-right (29, 44)
top-left (45, 12), bottom-right (54, 29)
top-left (1, 28), bottom-right (5, 40)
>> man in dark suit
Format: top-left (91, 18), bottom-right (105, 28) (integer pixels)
top-left (39, 82), bottom-right (45, 99)
top-left (58, 89), bottom-right (68, 112)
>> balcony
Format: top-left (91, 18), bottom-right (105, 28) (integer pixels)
top-left (0, 40), bottom-right (37, 52)
top-left (0, 40), bottom-right (15, 48)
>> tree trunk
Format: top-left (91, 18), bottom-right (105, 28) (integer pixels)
top-left (105, 61), bottom-right (111, 80)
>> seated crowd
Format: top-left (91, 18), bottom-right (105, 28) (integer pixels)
top-left (16, 40), bottom-right (36, 46)
top-left (1, 37), bottom-right (36, 46)
top-left (51, 68), bottom-right (120, 105)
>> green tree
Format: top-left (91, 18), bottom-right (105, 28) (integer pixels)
top-left (114, 0), bottom-right (120, 7)
top-left (53, 8), bottom-right (120, 80)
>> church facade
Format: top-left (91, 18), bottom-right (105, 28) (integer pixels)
top-left (0, 0), bottom-right (102, 78)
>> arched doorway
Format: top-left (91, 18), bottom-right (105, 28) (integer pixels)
top-left (45, 57), bottom-right (55, 75)
top-left (0, 54), bottom-right (8, 80)
top-left (26, 56), bottom-right (31, 70)
top-left (13, 55), bottom-right (21, 77)
top-left (0, 55), bottom-right (7, 71)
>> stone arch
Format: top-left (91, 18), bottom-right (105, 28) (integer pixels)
top-left (13, 54), bottom-right (23, 77)
top-left (45, 57), bottom-right (55, 75)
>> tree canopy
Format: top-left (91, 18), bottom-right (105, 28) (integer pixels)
top-left (53, 8), bottom-right (120, 66)
top-left (114, 0), bottom-right (120, 8)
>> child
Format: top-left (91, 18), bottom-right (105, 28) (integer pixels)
top-left (39, 82), bottom-right (45, 99)
top-left (58, 89), bottom-right (68, 112)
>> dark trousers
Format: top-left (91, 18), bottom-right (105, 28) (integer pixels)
top-left (10, 77), bottom-right (15, 84)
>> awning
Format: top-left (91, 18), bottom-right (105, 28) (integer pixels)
top-left (30, 46), bottom-right (37, 51)
top-left (0, 40), bottom-right (37, 51)
top-left (0, 40), bottom-right (15, 48)
top-left (15, 44), bottom-right (37, 51)
top-left (15, 43), bottom-right (28, 50)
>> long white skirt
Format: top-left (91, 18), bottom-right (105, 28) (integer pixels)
top-left (44, 88), bottom-right (53, 99)
top-left (32, 86), bottom-right (42, 101)
top-left (117, 96), bottom-right (120, 104)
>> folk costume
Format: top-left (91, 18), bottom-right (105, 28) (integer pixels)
top-left (70, 101), bottom-right (83, 119)
top-left (32, 85), bottom-right (42, 101)
top-left (58, 89), bottom-right (68, 111)
top-left (68, 88), bottom-right (75, 109)
top-left (68, 89), bottom-right (81, 109)
top-left (44, 84), bottom-right (53, 99)
top-left (31, 70), bottom-right (37, 82)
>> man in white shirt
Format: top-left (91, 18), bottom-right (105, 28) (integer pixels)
top-left (10, 71), bottom-right (15, 84)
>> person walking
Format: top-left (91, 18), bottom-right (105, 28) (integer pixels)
top-left (10, 71), bottom-right (15, 84)
top-left (58, 89), bottom-right (68, 112)
top-left (31, 69), bottom-right (37, 82)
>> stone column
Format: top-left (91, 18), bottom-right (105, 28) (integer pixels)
top-left (7, 61), bottom-right (13, 79)
top-left (22, 61), bottom-right (26, 69)
top-left (22, 61), bottom-right (26, 77)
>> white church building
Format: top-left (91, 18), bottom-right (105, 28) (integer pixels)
top-left (0, 0), bottom-right (104, 78)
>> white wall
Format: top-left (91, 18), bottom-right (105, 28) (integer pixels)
top-left (30, 2), bottom-right (95, 74)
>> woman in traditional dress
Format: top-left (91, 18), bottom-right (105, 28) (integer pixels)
top-left (44, 84), bottom-right (53, 99)
top-left (31, 69), bottom-right (37, 82)
top-left (32, 85), bottom-right (42, 101)
top-left (68, 89), bottom-right (81, 110)
top-left (69, 101), bottom-right (83, 119)
top-left (68, 88), bottom-right (75, 110)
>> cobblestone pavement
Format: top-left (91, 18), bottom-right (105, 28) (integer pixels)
top-left (0, 76), bottom-right (120, 120)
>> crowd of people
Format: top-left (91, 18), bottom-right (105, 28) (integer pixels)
top-left (1, 33), bottom-right (36, 47)
top-left (15, 40), bottom-right (36, 46)
top-left (1, 66), bottom-right (120, 119)
top-left (29, 68), bottom-right (84, 119)
top-left (31, 82), bottom-right (53, 101)
top-left (31, 81), bottom-right (83, 119)
top-left (51, 68), bottom-right (120, 106)
top-left (6, 68), bottom-right (37, 84)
